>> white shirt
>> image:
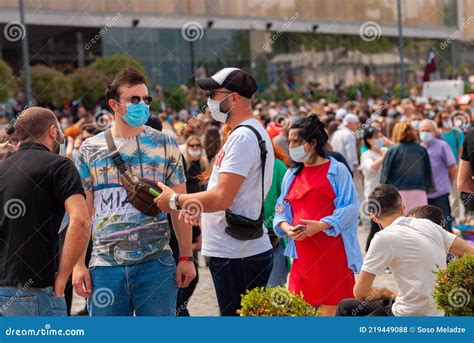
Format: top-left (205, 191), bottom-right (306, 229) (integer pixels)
top-left (201, 118), bottom-right (274, 258)
top-left (330, 126), bottom-right (358, 171)
top-left (360, 149), bottom-right (382, 199)
top-left (362, 216), bottom-right (457, 316)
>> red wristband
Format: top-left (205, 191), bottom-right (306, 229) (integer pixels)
top-left (179, 256), bottom-right (194, 262)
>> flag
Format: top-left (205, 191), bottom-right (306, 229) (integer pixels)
top-left (423, 49), bottom-right (436, 82)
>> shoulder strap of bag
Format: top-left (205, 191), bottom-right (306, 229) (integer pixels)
top-left (232, 124), bottom-right (267, 216)
top-left (105, 128), bottom-right (128, 174)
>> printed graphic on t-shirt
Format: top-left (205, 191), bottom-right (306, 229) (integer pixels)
top-left (76, 126), bottom-right (185, 266)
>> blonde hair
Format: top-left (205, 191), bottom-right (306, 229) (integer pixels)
top-left (391, 122), bottom-right (417, 143)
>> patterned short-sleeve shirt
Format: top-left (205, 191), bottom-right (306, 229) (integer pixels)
top-left (76, 126), bottom-right (185, 267)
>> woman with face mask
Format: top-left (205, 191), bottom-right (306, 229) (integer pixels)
top-left (174, 135), bottom-right (208, 315)
top-left (361, 128), bottom-right (388, 251)
top-left (272, 115), bottom-right (362, 316)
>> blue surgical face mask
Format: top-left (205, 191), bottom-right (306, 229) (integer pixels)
top-left (289, 144), bottom-right (309, 163)
top-left (411, 120), bottom-right (420, 130)
top-left (420, 131), bottom-right (433, 143)
top-left (373, 137), bottom-right (384, 149)
top-left (122, 101), bottom-right (150, 127)
top-left (442, 121), bottom-right (451, 129)
top-left (291, 115), bottom-right (300, 123)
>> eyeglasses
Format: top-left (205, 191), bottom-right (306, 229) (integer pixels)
top-left (120, 95), bottom-right (153, 105)
top-left (188, 144), bottom-right (201, 148)
top-left (208, 90), bottom-right (233, 99)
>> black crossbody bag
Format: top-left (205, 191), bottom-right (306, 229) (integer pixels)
top-left (224, 125), bottom-right (267, 241)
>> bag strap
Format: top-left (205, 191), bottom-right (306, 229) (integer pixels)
top-left (232, 124), bottom-right (267, 217)
top-left (105, 129), bottom-right (128, 175)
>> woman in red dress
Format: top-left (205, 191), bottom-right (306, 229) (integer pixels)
top-left (275, 115), bottom-right (359, 316)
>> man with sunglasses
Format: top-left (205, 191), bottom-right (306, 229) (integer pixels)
top-left (73, 68), bottom-right (195, 316)
top-left (155, 68), bottom-right (275, 316)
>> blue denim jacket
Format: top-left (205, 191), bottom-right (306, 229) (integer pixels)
top-left (272, 157), bottom-right (363, 273)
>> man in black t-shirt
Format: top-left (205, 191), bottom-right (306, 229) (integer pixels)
top-left (458, 128), bottom-right (474, 214)
top-left (0, 107), bottom-right (90, 316)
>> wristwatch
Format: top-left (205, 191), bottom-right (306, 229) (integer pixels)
top-left (169, 193), bottom-right (180, 210)
top-left (179, 256), bottom-right (195, 262)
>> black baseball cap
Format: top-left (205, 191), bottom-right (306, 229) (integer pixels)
top-left (196, 68), bottom-right (257, 99)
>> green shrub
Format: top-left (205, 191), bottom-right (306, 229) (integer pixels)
top-left (238, 286), bottom-right (318, 316)
top-left (27, 65), bottom-right (72, 104)
top-left (433, 255), bottom-right (473, 316)
top-left (0, 60), bottom-right (15, 102)
top-left (163, 86), bottom-right (187, 111)
top-left (69, 54), bottom-right (146, 104)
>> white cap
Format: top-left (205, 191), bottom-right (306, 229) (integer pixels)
top-left (336, 108), bottom-right (348, 121)
top-left (343, 113), bottom-right (360, 125)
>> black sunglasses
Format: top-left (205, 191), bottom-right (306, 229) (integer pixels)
top-left (188, 144), bottom-right (201, 148)
top-left (120, 95), bottom-right (153, 105)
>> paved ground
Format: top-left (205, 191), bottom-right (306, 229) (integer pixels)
top-left (72, 226), bottom-right (398, 316)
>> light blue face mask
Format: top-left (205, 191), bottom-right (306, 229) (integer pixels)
top-left (289, 144), bottom-right (309, 163)
top-left (420, 131), bottom-right (433, 143)
top-left (411, 120), bottom-right (420, 130)
top-left (442, 121), bottom-right (451, 129)
top-left (373, 137), bottom-right (384, 149)
top-left (122, 101), bottom-right (150, 127)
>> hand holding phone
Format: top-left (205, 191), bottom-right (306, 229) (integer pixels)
top-left (290, 224), bottom-right (306, 233)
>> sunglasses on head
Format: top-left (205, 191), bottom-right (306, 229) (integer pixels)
top-left (120, 95), bottom-right (153, 105)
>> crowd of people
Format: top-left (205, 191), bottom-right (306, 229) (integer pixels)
top-left (0, 66), bottom-right (473, 318)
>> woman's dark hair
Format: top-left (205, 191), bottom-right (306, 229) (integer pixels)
top-left (363, 127), bottom-right (380, 149)
top-left (290, 114), bottom-right (328, 169)
top-left (204, 126), bottom-right (221, 162)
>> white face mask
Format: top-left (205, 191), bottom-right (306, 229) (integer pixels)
top-left (188, 148), bottom-right (201, 158)
top-left (207, 94), bottom-right (233, 123)
top-left (420, 131), bottom-right (433, 143)
top-left (289, 144), bottom-right (309, 163)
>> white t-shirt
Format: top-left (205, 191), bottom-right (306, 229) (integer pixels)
top-left (201, 118), bottom-right (274, 258)
top-left (360, 149), bottom-right (382, 199)
top-left (330, 126), bottom-right (358, 171)
top-left (362, 216), bottom-right (457, 316)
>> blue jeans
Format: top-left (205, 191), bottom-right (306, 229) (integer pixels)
top-left (88, 254), bottom-right (177, 316)
top-left (267, 241), bottom-right (289, 288)
top-left (428, 193), bottom-right (453, 232)
top-left (0, 286), bottom-right (66, 316)
top-left (209, 249), bottom-right (273, 316)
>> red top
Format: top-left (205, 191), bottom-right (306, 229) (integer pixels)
top-left (286, 161), bottom-right (355, 306)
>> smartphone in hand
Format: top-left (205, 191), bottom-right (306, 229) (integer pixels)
top-left (290, 224), bottom-right (306, 233)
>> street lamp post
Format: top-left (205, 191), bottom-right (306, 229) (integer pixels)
top-left (19, 0), bottom-right (32, 105)
top-left (397, 0), bottom-right (406, 98)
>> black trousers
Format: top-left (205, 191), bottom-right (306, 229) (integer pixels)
top-left (336, 298), bottom-right (394, 316)
top-left (209, 249), bottom-right (273, 316)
